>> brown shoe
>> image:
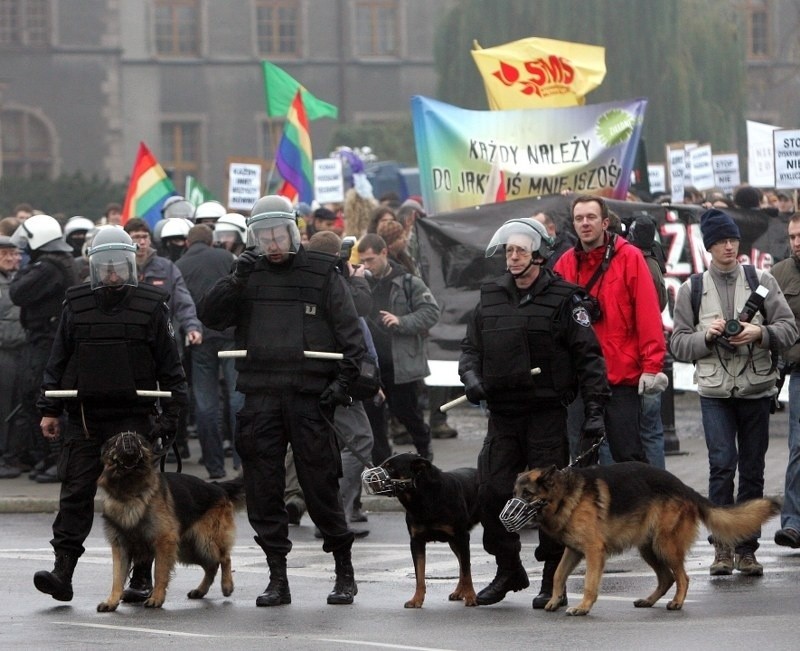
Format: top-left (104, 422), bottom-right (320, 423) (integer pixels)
top-left (709, 544), bottom-right (733, 575)
top-left (734, 551), bottom-right (763, 576)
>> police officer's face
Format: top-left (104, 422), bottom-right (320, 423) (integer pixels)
top-left (505, 234), bottom-right (536, 282)
top-left (100, 260), bottom-right (130, 287)
top-left (573, 201), bottom-right (608, 250)
top-left (258, 226), bottom-right (292, 263)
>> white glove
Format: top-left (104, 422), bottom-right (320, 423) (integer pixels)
top-left (638, 372), bottom-right (669, 395)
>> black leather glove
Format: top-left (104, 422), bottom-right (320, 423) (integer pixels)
top-left (578, 401), bottom-right (605, 467)
top-left (234, 248), bottom-right (260, 280)
top-left (148, 422), bottom-right (177, 457)
top-left (320, 379), bottom-right (353, 409)
top-left (462, 370), bottom-right (488, 405)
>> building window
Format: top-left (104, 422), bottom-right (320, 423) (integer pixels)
top-left (160, 122), bottom-right (200, 192)
top-left (747, 2), bottom-right (770, 59)
top-left (256, 0), bottom-right (300, 56)
top-left (0, 0), bottom-right (50, 47)
top-left (1, 109), bottom-right (53, 178)
top-left (154, 0), bottom-right (200, 57)
top-left (355, 0), bottom-right (398, 57)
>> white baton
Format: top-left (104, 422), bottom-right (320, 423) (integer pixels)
top-left (44, 389), bottom-right (173, 399)
top-left (218, 350), bottom-right (344, 360)
top-left (439, 367), bottom-right (542, 413)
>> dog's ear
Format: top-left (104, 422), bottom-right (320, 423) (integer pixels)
top-left (411, 456), bottom-right (439, 487)
top-left (538, 465), bottom-right (559, 487)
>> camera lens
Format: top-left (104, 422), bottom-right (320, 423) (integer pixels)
top-left (723, 319), bottom-right (743, 337)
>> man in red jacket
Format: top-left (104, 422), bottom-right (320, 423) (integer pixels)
top-left (554, 195), bottom-right (667, 463)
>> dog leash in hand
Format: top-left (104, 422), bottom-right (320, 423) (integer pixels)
top-left (320, 408), bottom-right (374, 469)
top-left (568, 433), bottom-right (606, 469)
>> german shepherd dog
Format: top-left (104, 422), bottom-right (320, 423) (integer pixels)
top-left (512, 462), bottom-right (781, 616)
top-left (363, 453), bottom-right (480, 608)
top-left (96, 431), bottom-right (245, 611)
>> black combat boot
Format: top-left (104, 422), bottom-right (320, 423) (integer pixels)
top-left (256, 554), bottom-right (291, 607)
top-left (532, 559), bottom-right (568, 609)
top-left (327, 549), bottom-right (357, 605)
top-left (34, 552), bottom-right (78, 601)
top-left (476, 561), bottom-right (529, 606)
top-left (122, 561), bottom-right (153, 603)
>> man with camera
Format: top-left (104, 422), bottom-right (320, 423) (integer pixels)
top-left (554, 195), bottom-right (667, 464)
top-left (671, 208), bottom-right (796, 576)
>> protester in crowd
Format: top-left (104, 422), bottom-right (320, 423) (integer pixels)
top-left (366, 206), bottom-right (397, 235)
top-left (459, 217), bottom-right (609, 608)
top-left (307, 207), bottom-right (337, 239)
top-left (357, 233), bottom-right (440, 463)
top-left (198, 194), bottom-right (365, 607)
top-left (554, 195), bottom-right (666, 464)
top-left (377, 220), bottom-right (417, 275)
top-left (13, 203), bottom-right (34, 222)
top-left (32, 227), bottom-right (186, 602)
top-left (102, 203), bottom-right (122, 226)
top-left (0, 236), bottom-right (27, 478)
top-left (767, 212), bottom-right (800, 550)
top-left (532, 209), bottom-right (577, 269)
top-left (671, 208), bottom-right (797, 575)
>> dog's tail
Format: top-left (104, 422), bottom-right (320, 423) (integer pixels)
top-left (700, 496), bottom-right (782, 546)
top-left (213, 475), bottom-right (246, 510)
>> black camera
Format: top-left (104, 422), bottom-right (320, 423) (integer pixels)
top-left (583, 295), bottom-right (602, 323)
top-left (340, 236), bottom-right (356, 261)
top-left (716, 284), bottom-right (769, 351)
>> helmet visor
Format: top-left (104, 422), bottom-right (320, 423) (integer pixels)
top-left (485, 221), bottom-right (542, 258)
top-left (89, 248), bottom-right (137, 290)
top-left (247, 217), bottom-right (300, 255)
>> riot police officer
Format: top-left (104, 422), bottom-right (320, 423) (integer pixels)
top-left (198, 195), bottom-right (366, 607)
top-left (32, 226), bottom-right (187, 602)
top-left (459, 217), bottom-right (610, 610)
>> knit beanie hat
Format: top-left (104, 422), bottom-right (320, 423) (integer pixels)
top-left (700, 208), bottom-right (741, 250)
top-left (377, 220), bottom-right (405, 247)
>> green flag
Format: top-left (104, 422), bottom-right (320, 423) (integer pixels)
top-left (185, 175), bottom-right (216, 207)
top-left (261, 61), bottom-right (338, 120)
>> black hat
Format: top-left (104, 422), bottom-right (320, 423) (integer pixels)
top-left (733, 186), bottom-right (762, 209)
top-left (701, 208), bottom-right (740, 250)
top-left (313, 207), bottom-right (336, 223)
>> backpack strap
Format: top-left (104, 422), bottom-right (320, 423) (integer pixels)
top-left (690, 272), bottom-right (703, 326)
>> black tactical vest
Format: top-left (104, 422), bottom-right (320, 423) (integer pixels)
top-left (235, 250), bottom-right (339, 393)
top-left (479, 276), bottom-right (578, 403)
top-left (61, 283), bottom-right (164, 401)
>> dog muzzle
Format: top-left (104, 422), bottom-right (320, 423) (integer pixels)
top-left (361, 466), bottom-right (413, 497)
top-left (499, 497), bottom-right (547, 533)
top-left (109, 431), bottom-right (145, 470)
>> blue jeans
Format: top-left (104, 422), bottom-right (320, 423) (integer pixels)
top-left (192, 338), bottom-right (244, 476)
top-left (699, 395), bottom-right (771, 552)
top-left (640, 392), bottom-right (665, 469)
top-left (783, 371), bottom-right (800, 532)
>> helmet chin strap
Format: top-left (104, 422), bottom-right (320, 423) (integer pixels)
top-left (507, 257), bottom-right (545, 278)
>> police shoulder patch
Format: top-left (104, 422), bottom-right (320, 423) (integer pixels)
top-left (572, 305), bottom-right (591, 327)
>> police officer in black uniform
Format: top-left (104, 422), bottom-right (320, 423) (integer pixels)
top-left (32, 226), bottom-right (187, 602)
top-left (459, 217), bottom-right (610, 610)
top-left (198, 195), bottom-right (366, 607)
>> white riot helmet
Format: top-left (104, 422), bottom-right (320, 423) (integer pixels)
top-left (246, 195), bottom-right (300, 254)
top-left (87, 226), bottom-right (138, 290)
top-left (193, 200), bottom-right (226, 225)
top-left (485, 217), bottom-right (554, 260)
top-left (64, 216), bottom-right (96, 257)
top-left (11, 214), bottom-right (72, 253)
top-left (213, 213), bottom-right (248, 248)
top-left (160, 217), bottom-right (192, 240)
top-left (162, 199), bottom-right (195, 221)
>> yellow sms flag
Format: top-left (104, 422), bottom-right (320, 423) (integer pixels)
top-left (471, 37), bottom-right (606, 109)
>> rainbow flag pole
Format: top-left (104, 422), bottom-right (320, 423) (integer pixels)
top-left (122, 142), bottom-right (178, 229)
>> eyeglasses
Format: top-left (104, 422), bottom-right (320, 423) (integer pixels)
top-left (129, 233), bottom-right (150, 241)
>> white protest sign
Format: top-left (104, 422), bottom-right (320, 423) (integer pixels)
top-left (666, 144), bottom-right (685, 203)
top-left (227, 161), bottom-right (263, 211)
top-left (314, 158), bottom-right (344, 204)
top-left (712, 153), bottom-right (740, 194)
top-left (688, 144), bottom-right (714, 191)
top-left (747, 120), bottom-right (780, 187)
top-left (773, 129), bottom-right (800, 189)
top-left (648, 164), bottom-right (666, 194)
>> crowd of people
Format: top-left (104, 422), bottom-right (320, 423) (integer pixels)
top-left (2, 180), bottom-right (799, 609)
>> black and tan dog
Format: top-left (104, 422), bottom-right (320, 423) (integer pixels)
top-left (96, 431), bottom-right (245, 612)
top-left (512, 462), bottom-right (781, 616)
top-left (364, 452), bottom-right (480, 608)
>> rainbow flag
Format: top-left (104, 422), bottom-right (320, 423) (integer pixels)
top-left (275, 90), bottom-right (314, 204)
top-left (122, 142), bottom-right (178, 229)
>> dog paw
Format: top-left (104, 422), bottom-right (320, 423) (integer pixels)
top-left (187, 589), bottom-right (207, 599)
top-left (544, 598), bottom-right (564, 612)
top-left (143, 597), bottom-right (164, 608)
top-left (633, 598), bottom-right (654, 608)
top-left (404, 599), bottom-right (423, 608)
top-left (565, 606), bottom-right (589, 616)
top-left (96, 601), bottom-right (118, 612)
top-left (666, 600), bottom-right (683, 611)
top-left (221, 585), bottom-right (234, 597)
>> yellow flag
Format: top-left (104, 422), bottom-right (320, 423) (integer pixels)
top-left (471, 37), bottom-right (606, 109)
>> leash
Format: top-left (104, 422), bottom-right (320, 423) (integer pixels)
top-left (567, 433), bottom-right (607, 469)
top-left (320, 408), bottom-right (374, 469)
